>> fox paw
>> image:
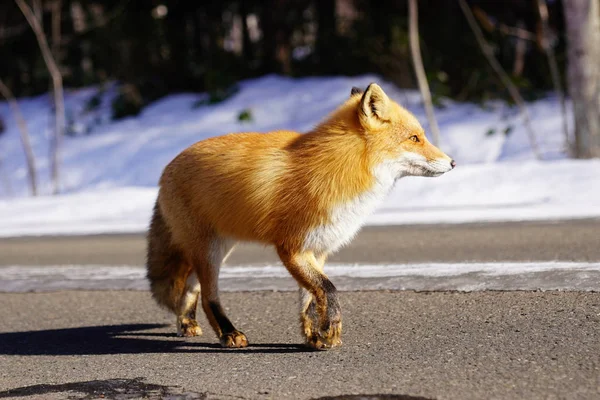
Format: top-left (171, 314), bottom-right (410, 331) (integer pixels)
top-left (220, 330), bottom-right (249, 348)
top-left (305, 321), bottom-right (342, 350)
top-left (177, 319), bottom-right (202, 337)
top-left (306, 335), bottom-right (342, 350)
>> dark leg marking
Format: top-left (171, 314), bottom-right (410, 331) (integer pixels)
top-left (208, 301), bottom-right (236, 334)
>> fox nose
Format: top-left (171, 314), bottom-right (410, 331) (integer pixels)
top-left (450, 159), bottom-right (456, 169)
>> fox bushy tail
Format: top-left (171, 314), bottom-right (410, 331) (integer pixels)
top-left (146, 200), bottom-right (192, 312)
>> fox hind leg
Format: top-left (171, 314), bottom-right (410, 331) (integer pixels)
top-left (196, 237), bottom-right (248, 348)
top-left (176, 272), bottom-right (202, 337)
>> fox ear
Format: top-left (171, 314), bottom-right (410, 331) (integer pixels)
top-left (350, 86), bottom-right (363, 97)
top-left (359, 83), bottom-right (390, 128)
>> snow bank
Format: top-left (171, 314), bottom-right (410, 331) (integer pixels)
top-left (3, 262), bottom-right (600, 292)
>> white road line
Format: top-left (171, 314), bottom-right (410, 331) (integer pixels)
top-left (1, 262), bottom-right (600, 293)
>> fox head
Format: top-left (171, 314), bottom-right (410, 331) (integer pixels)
top-left (351, 83), bottom-right (455, 178)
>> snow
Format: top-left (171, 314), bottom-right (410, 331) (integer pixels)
top-left (2, 262), bottom-right (600, 292)
top-left (1, 74), bottom-right (599, 237)
top-left (0, 160), bottom-right (599, 237)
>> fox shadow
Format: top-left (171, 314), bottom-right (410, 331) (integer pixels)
top-left (0, 324), bottom-right (308, 356)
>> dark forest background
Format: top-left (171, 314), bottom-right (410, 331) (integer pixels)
top-left (0, 0), bottom-right (566, 117)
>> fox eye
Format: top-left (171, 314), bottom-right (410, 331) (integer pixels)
top-left (409, 135), bottom-right (420, 143)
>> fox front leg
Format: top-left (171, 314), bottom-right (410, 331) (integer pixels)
top-left (279, 249), bottom-right (342, 350)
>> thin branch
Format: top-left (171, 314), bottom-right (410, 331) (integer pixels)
top-left (536, 0), bottom-right (571, 154)
top-left (33, 0), bottom-right (42, 30)
top-left (458, 0), bottom-right (542, 160)
top-left (473, 7), bottom-right (537, 41)
top-left (16, 0), bottom-right (65, 194)
top-left (0, 78), bottom-right (38, 196)
top-left (408, 0), bottom-right (441, 146)
top-left (498, 23), bottom-right (537, 41)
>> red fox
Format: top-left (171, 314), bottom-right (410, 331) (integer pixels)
top-left (146, 83), bottom-right (455, 350)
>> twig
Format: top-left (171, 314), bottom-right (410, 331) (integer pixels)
top-left (473, 7), bottom-right (537, 41)
top-left (16, 0), bottom-right (65, 194)
top-left (408, 0), bottom-right (441, 146)
top-left (0, 78), bottom-right (38, 196)
top-left (458, 0), bottom-right (542, 160)
top-left (498, 24), bottom-right (537, 42)
top-left (536, 0), bottom-right (570, 154)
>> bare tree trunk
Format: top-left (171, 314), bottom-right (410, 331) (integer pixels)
top-left (16, 0), bottom-right (65, 193)
top-left (50, 0), bottom-right (63, 186)
top-left (512, 21), bottom-right (526, 76)
top-left (260, 0), bottom-right (293, 75)
top-left (316, 0), bottom-right (337, 74)
top-left (276, 32), bottom-right (292, 75)
top-left (458, 0), bottom-right (542, 160)
top-left (33, 0), bottom-right (42, 28)
top-left (0, 78), bottom-right (38, 196)
top-left (240, 1), bottom-right (253, 64)
top-left (564, 0), bottom-right (600, 158)
top-left (408, 0), bottom-right (441, 146)
top-left (536, 0), bottom-right (571, 154)
top-left (51, 0), bottom-right (61, 58)
top-left (260, 2), bottom-right (277, 73)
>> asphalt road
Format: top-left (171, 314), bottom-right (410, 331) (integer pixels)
top-left (1, 219), bottom-right (600, 266)
top-left (1, 220), bottom-right (600, 399)
top-left (1, 290), bottom-right (599, 400)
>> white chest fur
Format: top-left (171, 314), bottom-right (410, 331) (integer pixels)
top-left (302, 162), bottom-right (398, 254)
